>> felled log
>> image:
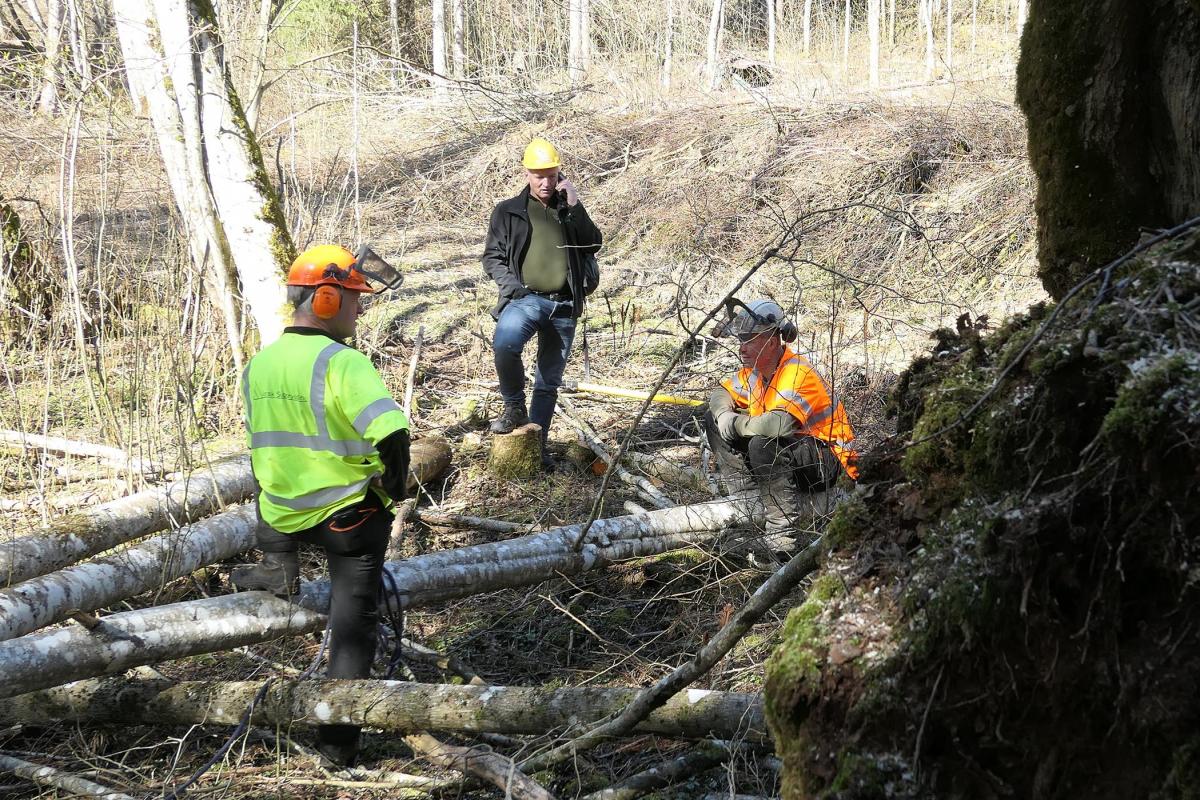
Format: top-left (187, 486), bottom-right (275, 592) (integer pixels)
top-left (0, 505), bottom-right (257, 641)
top-left (488, 422), bottom-right (543, 478)
top-left (0, 429), bottom-right (162, 476)
top-left (0, 752), bottom-right (134, 799)
top-left (0, 454), bottom-right (255, 587)
top-left (1, 678), bottom-right (769, 743)
top-left (407, 435), bottom-right (452, 492)
top-left (0, 498), bottom-right (759, 698)
top-left (0, 592), bottom-right (326, 699)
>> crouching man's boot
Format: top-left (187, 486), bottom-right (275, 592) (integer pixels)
top-left (489, 401), bottom-right (530, 434)
top-left (230, 551), bottom-right (300, 597)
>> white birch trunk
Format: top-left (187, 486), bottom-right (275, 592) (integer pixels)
top-left (0, 505), bottom-right (258, 641)
top-left (867, 0), bottom-right (880, 87)
top-left (889, 0), bottom-right (895, 46)
top-left (922, 0), bottom-right (935, 80)
top-left (431, 0), bottom-right (447, 88)
top-left (0, 753), bottom-right (133, 800)
top-left (0, 499), bottom-right (760, 697)
top-left (388, 0), bottom-right (401, 54)
top-left (451, 0), bottom-right (465, 78)
top-left (841, 0), bottom-right (850, 75)
top-left (567, 0), bottom-right (582, 81)
top-left (581, 0), bottom-right (590, 66)
top-left (112, 1), bottom-right (291, 348)
top-left (1015, 0), bottom-right (1026, 38)
top-left (36, 0), bottom-right (63, 114)
top-left (802, 0), bottom-right (812, 54)
top-left (0, 455), bottom-right (255, 587)
top-left (3, 678), bottom-right (769, 743)
top-left (766, 0), bottom-right (776, 65)
top-left (705, 0), bottom-right (723, 90)
top-left (661, 0), bottom-right (674, 89)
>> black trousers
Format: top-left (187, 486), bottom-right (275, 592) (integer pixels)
top-left (703, 411), bottom-right (841, 538)
top-left (257, 491), bottom-right (392, 748)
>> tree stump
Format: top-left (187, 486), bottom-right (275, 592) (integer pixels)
top-left (408, 435), bottom-right (453, 493)
top-left (488, 423), bottom-right (543, 479)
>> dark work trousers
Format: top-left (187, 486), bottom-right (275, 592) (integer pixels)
top-left (492, 293), bottom-right (577, 438)
top-left (256, 491), bottom-right (392, 749)
top-left (703, 411), bottom-right (841, 537)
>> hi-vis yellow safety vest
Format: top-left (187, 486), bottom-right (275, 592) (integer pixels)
top-left (721, 346), bottom-right (859, 480)
top-left (242, 331), bottom-right (409, 533)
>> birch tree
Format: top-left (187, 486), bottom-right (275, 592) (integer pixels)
top-left (841, 0), bottom-right (850, 74)
top-left (568, 0), bottom-right (582, 81)
top-left (705, 0), bottom-right (724, 90)
top-left (921, 0), bottom-right (936, 80)
top-left (581, 0), bottom-right (591, 67)
top-left (112, 0), bottom-right (293, 355)
top-left (431, 0), bottom-right (447, 87)
top-left (767, 0), bottom-right (776, 64)
top-left (36, 0), bottom-right (63, 113)
top-left (1016, 0), bottom-right (1026, 37)
top-left (868, 0), bottom-right (880, 87)
top-left (451, 0), bottom-right (465, 78)
top-left (802, 0), bottom-right (812, 54)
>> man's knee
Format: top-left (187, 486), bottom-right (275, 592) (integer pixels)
top-left (746, 435), bottom-right (787, 470)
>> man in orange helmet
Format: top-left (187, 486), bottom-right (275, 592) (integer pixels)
top-left (233, 244), bottom-right (408, 766)
top-left (707, 299), bottom-right (859, 563)
top-left (483, 137), bottom-right (603, 469)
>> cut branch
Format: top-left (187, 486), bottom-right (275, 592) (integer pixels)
top-left (0, 429), bottom-right (161, 475)
top-left (1, 678), bottom-right (768, 743)
top-left (403, 732), bottom-right (554, 800)
top-left (0, 752), bottom-right (134, 799)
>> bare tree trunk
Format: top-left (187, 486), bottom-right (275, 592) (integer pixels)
top-left (922, 0), bottom-right (936, 80)
top-left (868, 0), bottom-right (880, 86)
top-left (0, 505), bottom-right (257, 641)
top-left (841, 0), bottom-right (851, 75)
top-left (766, 0), bottom-right (776, 64)
top-left (0, 455), bottom-right (254, 587)
top-left (567, 0), bottom-right (584, 81)
top-left (889, 0), bottom-right (896, 45)
top-left (242, 0), bottom-right (274, 132)
top-left (430, 0), bottom-right (446, 88)
top-left (802, 0), bottom-right (812, 54)
top-left (3, 677), bottom-right (769, 743)
top-left (36, 0), bottom-right (62, 113)
top-left (64, 0), bottom-right (91, 86)
top-left (661, 0), bottom-right (674, 89)
top-left (1016, 0), bottom-right (1026, 37)
top-left (0, 429), bottom-right (160, 474)
top-left (705, 0), bottom-right (723, 89)
top-left (112, 0), bottom-right (292, 350)
top-left (388, 0), bottom-right (400, 54)
top-left (0, 753), bottom-right (133, 799)
top-left (581, 0), bottom-right (590, 66)
top-left (451, 0), bottom-right (465, 78)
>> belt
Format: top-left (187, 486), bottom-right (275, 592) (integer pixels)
top-left (527, 288), bottom-right (572, 302)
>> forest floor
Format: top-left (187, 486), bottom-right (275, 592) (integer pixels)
top-left (0, 85), bottom-right (1044, 798)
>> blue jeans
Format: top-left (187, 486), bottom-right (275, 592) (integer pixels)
top-left (493, 294), bottom-right (577, 435)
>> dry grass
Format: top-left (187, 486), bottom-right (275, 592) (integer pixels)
top-left (0, 75), bottom-right (1042, 796)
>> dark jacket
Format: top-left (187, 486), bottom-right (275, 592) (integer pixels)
top-left (482, 185), bottom-right (602, 319)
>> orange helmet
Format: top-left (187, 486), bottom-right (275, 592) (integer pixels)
top-left (287, 245), bottom-right (376, 294)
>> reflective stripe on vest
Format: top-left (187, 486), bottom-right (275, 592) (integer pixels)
top-left (262, 475), bottom-right (375, 511)
top-left (721, 346), bottom-right (858, 479)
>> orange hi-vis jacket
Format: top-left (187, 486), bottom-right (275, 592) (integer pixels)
top-left (721, 346), bottom-right (859, 479)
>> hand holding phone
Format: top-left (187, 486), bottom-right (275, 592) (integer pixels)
top-left (556, 171), bottom-right (577, 207)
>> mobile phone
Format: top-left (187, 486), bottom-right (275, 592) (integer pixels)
top-left (556, 171), bottom-right (568, 204)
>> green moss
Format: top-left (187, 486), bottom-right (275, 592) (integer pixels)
top-left (824, 493), bottom-right (871, 549)
top-left (824, 751), bottom-right (915, 799)
top-left (1100, 352), bottom-right (1200, 448)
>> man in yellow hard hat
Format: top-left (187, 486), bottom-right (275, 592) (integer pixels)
top-left (233, 244), bottom-right (409, 767)
top-left (483, 137), bottom-right (603, 468)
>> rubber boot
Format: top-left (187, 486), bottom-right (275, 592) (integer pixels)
top-left (230, 551), bottom-right (300, 597)
top-left (489, 401), bottom-right (530, 434)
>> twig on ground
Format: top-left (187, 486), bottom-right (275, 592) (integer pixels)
top-left (580, 741), bottom-right (732, 800)
top-left (0, 752), bottom-right (135, 799)
top-left (403, 732), bottom-right (555, 800)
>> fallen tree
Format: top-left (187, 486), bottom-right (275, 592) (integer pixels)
top-left (0, 429), bottom-right (161, 476)
top-left (0, 498), bottom-right (761, 698)
top-left (0, 455), bottom-right (255, 587)
top-left (0, 505), bottom-right (257, 641)
top-left (0, 752), bottom-right (134, 800)
top-left (0, 678), bottom-right (768, 743)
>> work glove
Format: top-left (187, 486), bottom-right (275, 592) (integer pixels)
top-left (716, 411), bottom-right (745, 445)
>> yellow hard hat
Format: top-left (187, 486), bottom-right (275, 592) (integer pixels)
top-left (522, 138), bottom-right (561, 169)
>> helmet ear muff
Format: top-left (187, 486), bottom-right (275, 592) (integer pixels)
top-left (312, 285), bottom-right (341, 319)
top-left (778, 320), bottom-right (798, 343)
